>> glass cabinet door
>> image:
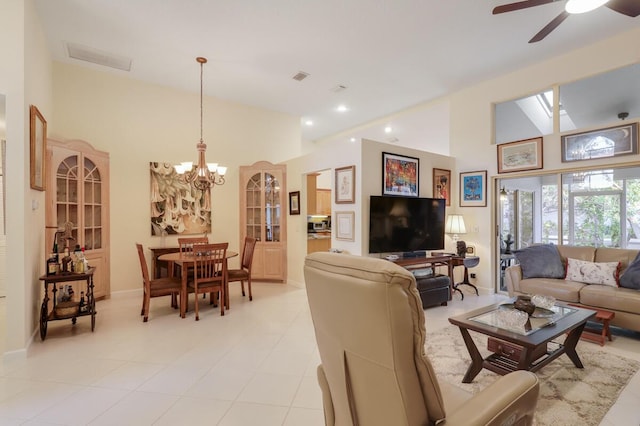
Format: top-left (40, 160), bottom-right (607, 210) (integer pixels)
top-left (56, 156), bottom-right (79, 243)
top-left (245, 173), bottom-right (262, 240)
top-left (265, 172), bottom-right (281, 242)
top-left (83, 158), bottom-right (102, 250)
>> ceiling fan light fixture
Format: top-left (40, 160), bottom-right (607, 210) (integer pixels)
top-left (565, 0), bottom-right (610, 14)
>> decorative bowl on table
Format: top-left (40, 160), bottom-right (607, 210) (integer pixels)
top-left (531, 294), bottom-right (556, 310)
top-left (513, 295), bottom-right (536, 316)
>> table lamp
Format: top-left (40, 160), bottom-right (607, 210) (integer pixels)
top-left (445, 214), bottom-right (466, 242)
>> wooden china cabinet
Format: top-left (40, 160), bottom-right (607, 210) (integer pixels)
top-left (45, 139), bottom-right (110, 299)
top-left (239, 161), bottom-right (286, 282)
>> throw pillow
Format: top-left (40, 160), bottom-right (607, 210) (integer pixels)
top-left (513, 244), bottom-right (565, 279)
top-left (619, 251), bottom-right (640, 290)
top-left (565, 258), bottom-right (620, 287)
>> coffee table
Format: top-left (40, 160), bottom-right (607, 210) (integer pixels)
top-left (448, 302), bottom-right (596, 383)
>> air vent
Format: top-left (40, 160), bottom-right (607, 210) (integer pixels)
top-left (387, 137), bottom-right (399, 144)
top-left (292, 71), bottom-right (310, 81)
top-left (331, 85), bottom-right (347, 93)
top-left (66, 42), bottom-right (132, 71)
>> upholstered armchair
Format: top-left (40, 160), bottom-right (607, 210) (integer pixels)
top-left (304, 252), bottom-right (539, 426)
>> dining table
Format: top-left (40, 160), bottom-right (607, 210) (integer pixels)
top-left (158, 250), bottom-right (238, 318)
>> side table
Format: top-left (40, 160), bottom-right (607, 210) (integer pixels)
top-left (568, 304), bottom-right (614, 346)
top-left (449, 256), bottom-right (480, 300)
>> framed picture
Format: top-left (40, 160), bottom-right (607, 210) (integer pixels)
top-left (382, 152), bottom-right (419, 197)
top-left (432, 168), bottom-right (451, 206)
top-left (561, 122), bottom-right (638, 162)
top-left (289, 191), bottom-right (300, 215)
top-left (335, 211), bottom-right (355, 241)
top-left (30, 105), bottom-right (47, 191)
top-left (335, 165), bottom-right (355, 204)
top-left (466, 245), bottom-right (475, 255)
top-left (497, 137), bottom-right (543, 173)
top-left (460, 170), bottom-right (487, 207)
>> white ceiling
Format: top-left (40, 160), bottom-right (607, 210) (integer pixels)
top-left (34, 0), bottom-right (640, 144)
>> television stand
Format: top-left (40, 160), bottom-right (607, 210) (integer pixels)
top-left (390, 254), bottom-right (455, 301)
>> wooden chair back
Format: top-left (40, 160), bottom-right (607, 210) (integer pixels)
top-left (241, 237), bottom-right (257, 271)
top-left (178, 237), bottom-right (209, 255)
top-left (194, 243), bottom-right (228, 285)
top-left (136, 243), bottom-right (151, 287)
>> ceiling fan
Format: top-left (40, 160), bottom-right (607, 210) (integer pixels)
top-left (493, 0), bottom-right (640, 43)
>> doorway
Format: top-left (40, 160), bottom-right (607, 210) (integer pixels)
top-left (306, 169), bottom-right (332, 254)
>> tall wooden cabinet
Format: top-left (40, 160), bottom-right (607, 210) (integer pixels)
top-left (45, 139), bottom-right (110, 299)
top-left (240, 161), bottom-right (286, 282)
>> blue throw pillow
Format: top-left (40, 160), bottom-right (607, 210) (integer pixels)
top-left (513, 244), bottom-right (565, 279)
top-left (619, 252), bottom-right (640, 290)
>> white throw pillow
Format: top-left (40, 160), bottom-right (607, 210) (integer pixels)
top-left (565, 258), bottom-right (620, 287)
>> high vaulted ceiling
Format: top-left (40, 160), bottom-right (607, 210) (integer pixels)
top-left (34, 0), bottom-right (640, 143)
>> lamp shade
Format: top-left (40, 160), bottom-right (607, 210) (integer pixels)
top-left (445, 214), bottom-right (467, 235)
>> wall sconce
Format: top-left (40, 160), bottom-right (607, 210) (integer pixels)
top-left (445, 214), bottom-right (467, 242)
top-left (500, 187), bottom-right (508, 201)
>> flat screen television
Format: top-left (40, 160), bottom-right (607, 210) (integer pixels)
top-left (369, 196), bottom-right (445, 254)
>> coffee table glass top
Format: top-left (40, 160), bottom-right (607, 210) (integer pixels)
top-left (469, 304), bottom-right (578, 336)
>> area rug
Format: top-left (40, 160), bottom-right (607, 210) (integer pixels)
top-left (425, 326), bottom-right (639, 426)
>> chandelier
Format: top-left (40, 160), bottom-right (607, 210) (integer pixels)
top-left (174, 57), bottom-right (226, 191)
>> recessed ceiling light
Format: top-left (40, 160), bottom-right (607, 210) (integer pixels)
top-left (337, 105), bottom-right (348, 112)
top-left (384, 126), bottom-right (392, 133)
top-left (305, 120), bottom-right (314, 126)
top-left (350, 137), bottom-right (356, 142)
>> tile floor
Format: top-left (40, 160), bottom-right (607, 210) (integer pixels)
top-left (0, 284), bottom-right (638, 425)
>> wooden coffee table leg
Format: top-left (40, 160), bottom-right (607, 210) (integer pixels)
top-left (517, 347), bottom-right (535, 371)
top-left (564, 322), bottom-right (586, 368)
top-left (458, 327), bottom-right (484, 383)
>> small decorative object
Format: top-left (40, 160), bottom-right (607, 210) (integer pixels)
top-left (55, 301), bottom-right (79, 318)
top-left (382, 152), bottom-right (419, 197)
top-left (432, 168), bottom-right (451, 206)
top-left (288, 191), bottom-right (300, 215)
top-left (513, 295), bottom-right (536, 316)
top-left (456, 240), bottom-right (467, 258)
top-left (504, 233), bottom-right (514, 254)
top-left (29, 105), bottom-right (47, 191)
top-left (532, 294), bottom-right (556, 310)
top-left (335, 211), bottom-right (355, 241)
top-left (561, 122), bottom-right (638, 162)
top-left (335, 165), bottom-right (355, 204)
top-left (459, 170), bottom-right (487, 207)
top-left (496, 308), bottom-right (529, 329)
top-left (497, 137), bottom-right (543, 173)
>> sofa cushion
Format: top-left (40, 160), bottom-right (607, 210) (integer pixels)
top-left (619, 251), bottom-right (640, 290)
top-left (513, 244), bottom-right (565, 279)
top-left (596, 247), bottom-right (638, 275)
top-left (519, 278), bottom-right (585, 303)
top-left (565, 258), bottom-right (620, 287)
top-left (579, 284), bottom-right (640, 314)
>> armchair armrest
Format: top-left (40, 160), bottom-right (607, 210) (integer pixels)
top-left (504, 265), bottom-right (523, 297)
top-left (445, 370), bottom-right (539, 426)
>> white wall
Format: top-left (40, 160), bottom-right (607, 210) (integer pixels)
top-left (51, 62), bottom-right (301, 293)
top-left (0, 0), bottom-right (53, 355)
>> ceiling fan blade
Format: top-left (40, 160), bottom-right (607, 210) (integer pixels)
top-left (606, 0), bottom-right (640, 17)
top-left (493, 0), bottom-right (558, 15)
top-left (529, 10), bottom-right (570, 43)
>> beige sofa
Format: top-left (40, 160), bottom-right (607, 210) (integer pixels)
top-left (505, 246), bottom-right (640, 333)
top-left (305, 252), bottom-right (539, 426)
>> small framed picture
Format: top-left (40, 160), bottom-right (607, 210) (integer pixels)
top-left (289, 191), bottom-right (300, 215)
top-left (30, 105), bottom-right (47, 191)
top-left (459, 170), bottom-right (487, 207)
top-left (432, 168), bottom-right (451, 206)
top-left (466, 245), bottom-right (475, 255)
top-left (335, 211), bottom-right (355, 241)
top-left (382, 152), bottom-right (419, 197)
top-left (497, 137), bottom-right (543, 173)
top-left (561, 122), bottom-right (638, 162)
top-left (335, 165), bottom-right (355, 204)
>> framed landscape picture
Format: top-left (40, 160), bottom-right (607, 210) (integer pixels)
top-left (460, 170), bottom-right (487, 207)
top-left (432, 168), bottom-right (451, 206)
top-left (561, 122), bottom-right (638, 162)
top-left (497, 137), bottom-right (543, 173)
top-left (289, 191), bottom-right (300, 215)
top-left (382, 152), bottom-right (419, 197)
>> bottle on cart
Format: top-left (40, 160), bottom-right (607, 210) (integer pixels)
top-left (79, 291), bottom-right (86, 312)
top-left (57, 286), bottom-right (65, 303)
top-left (81, 247), bottom-right (89, 271)
top-left (67, 285), bottom-right (74, 301)
top-left (47, 254), bottom-right (58, 276)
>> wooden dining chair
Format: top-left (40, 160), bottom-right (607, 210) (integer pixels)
top-left (227, 237), bottom-right (257, 301)
top-left (136, 243), bottom-right (182, 322)
top-left (188, 242), bottom-right (228, 320)
top-left (176, 236), bottom-right (209, 280)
